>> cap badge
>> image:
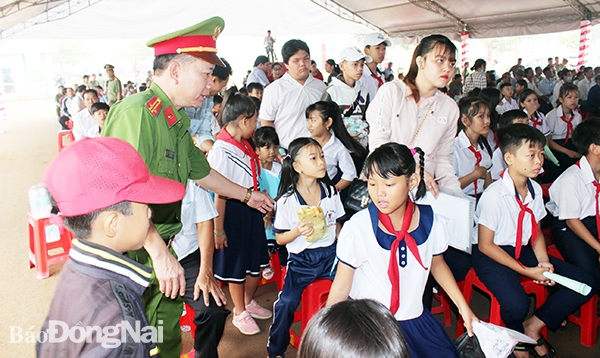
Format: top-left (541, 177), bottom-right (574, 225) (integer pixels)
top-left (213, 26), bottom-right (222, 40)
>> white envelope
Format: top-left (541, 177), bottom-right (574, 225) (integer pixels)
top-left (472, 321), bottom-right (537, 358)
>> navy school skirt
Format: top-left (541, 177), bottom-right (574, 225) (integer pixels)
top-left (213, 199), bottom-right (269, 282)
top-left (399, 307), bottom-right (459, 358)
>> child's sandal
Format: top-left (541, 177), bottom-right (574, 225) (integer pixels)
top-left (533, 336), bottom-right (557, 358)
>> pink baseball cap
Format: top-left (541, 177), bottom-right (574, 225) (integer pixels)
top-left (43, 137), bottom-right (185, 217)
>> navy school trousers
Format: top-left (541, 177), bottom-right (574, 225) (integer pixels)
top-left (472, 244), bottom-right (596, 332)
top-left (552, 216), bottom-right (600, 289)
top-left (267, 242), bottom-right (337, 357)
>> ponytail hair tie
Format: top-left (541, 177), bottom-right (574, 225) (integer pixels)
top-left (410, 148), bottom-right (417, 156)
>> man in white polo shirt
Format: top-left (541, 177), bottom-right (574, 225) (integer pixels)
top-left (260, 39), bottom-right (326, 149)
top-left (361, 33), bottom-right (391, 101)
top-left (72, 89), bottom-right (100, 140)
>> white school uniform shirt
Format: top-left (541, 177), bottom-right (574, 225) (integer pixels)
top-left (578, 77), bottom-right (593, 101)
top-left (496, 97), bottom-right (519, 115)
top-left (360, 64), bottom-right (384, 102)
top-left (524, 77), bottom-right (543, 96)
top-left (553, 80), bottom-right (564, 108)
top-left (526, 110), bottom-right (550, 136)
top-left (208, 140), bottom-right (254, 188)
top-left (68, 94), bottom-right (85, 117)
top-left (366, 79), bottom-right (460, 188)
top-left (475, 171), bottom-right (546, 246)
top-left (260, 72), bottom-right (326, 149)
top-left (453, 131), bottom-right (493, 196)
top-left (336, 203), bottom-right (448, 321)
top-left (545, 106), bottom-right (582, 141)
top-left (172, 180), bottom-right (218, 261)
top-left (246, 67), bottom-right (270, 88)
top-left (272, 182), bottom-right (344, 254)
top-left (546, 157), bottom-right (598, 220)
top-left (319, 132), bottom-right (356, 183)
top-left (72, 109), bottom-right (100, 140)
top-left (490, 147), bottom-right (506, 181)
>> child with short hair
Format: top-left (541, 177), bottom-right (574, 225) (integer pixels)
top-left (267, 137), bottom-right (345, 358)
top-left (497, 82), bottom-right (519, 115)
top-left (90, 102), bottom-right (109, 133)
top-left (321, 46), bottom-right (371, 147)
top-left (490, 110), bottom-right (529, 181)
top-left (515, 79), bottom-right (527, 99)
top-left (247, 82), bottom-right (264, 102)
top-left (545, 83), bottom-right (583, 179)
top-left (208, 94), bottom-right (271, 335)
top-left (473, 124), bottom-right (596, 358)
top-left (327, 143), bottom-right (478, 358)
top-left (37, 137), bottom-right (185, 357)
top-left (298, 299), bottom-right (410, 358)
top-left (547, 117), bottom-right (600, 290)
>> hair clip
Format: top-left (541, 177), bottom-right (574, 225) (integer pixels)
top-left (283, 153), bottom-right (291, 160)
top-left (410, 148), bottom-right (417, 156)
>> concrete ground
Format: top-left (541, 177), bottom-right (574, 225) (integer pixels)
top-left (1, 98), bottom-right (599, 357)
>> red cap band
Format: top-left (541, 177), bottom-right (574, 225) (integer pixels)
top-left (153, 35), bottom-right (217, 56)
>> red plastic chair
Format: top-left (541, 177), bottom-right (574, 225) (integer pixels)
top-left (180, 303), bottom-right (196, 339)
top-left (431, 281), bottom-right (465, 328)
top-left (289, 278), bottom-right (332, 349)
top-left (28, 213), bottom-right (74, 279)
top-left (58, 130), bottom-right (75, 151)
top-left (259, 252), bottom-right (284, 291)
top-left (548, 244), bottom-right (600, 347)
top-left (456, 268), bottom-right (547, 338)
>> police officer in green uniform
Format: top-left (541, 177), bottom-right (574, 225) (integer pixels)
top-left (102, 17), bottom-right (274, 358)
top-left (104, 64), bottom-right (122, 105)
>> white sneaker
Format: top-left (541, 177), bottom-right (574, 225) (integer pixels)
top-left (245, 299), bottom-right (273, 319)
top-left (232, 309), bottom-right (260, 335)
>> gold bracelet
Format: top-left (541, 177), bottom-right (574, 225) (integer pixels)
top-left (214, 231), bottom-right (226, 237)
top-left (242, 188), bottom-right (252, 203)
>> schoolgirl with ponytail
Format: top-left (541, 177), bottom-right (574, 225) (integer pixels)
top-left (267, 137), bottom-right (345, 358)
top-left (327, 143), bottom-right (478, 358)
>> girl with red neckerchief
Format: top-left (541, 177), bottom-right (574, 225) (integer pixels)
top-left (327, 143), bottom-right (478, 358)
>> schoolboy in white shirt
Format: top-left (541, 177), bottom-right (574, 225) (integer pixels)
top-left (171, 180), bottom-right (230, 358)
top-left (473, 124), bottom-right (595, 358)
top-left (547, 118), bottom-right (600, 290)
top-left (496, 83), bottom-right (519, 115)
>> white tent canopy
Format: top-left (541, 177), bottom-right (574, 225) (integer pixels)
top-left (319, 0), bottom-right (600, 41)
top-left (0, 0), bottom-right (374, 39)
top-left (2, 0), bottom-right (599, 41)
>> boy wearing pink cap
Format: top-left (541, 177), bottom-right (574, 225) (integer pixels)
top-left (37, 137), bottom-right (185, 358)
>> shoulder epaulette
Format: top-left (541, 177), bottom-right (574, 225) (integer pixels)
top-left (145, 96), bottom-right (162, 117)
